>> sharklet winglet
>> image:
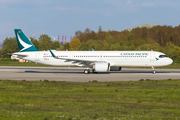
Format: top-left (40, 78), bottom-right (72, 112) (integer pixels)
top-left (49, 49), bottom-right (56, 58)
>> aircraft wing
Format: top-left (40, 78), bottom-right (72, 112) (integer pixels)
top-left (49, 49), bottom-right (104, 67)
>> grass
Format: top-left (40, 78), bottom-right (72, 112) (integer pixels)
top-left (0, 79), bottom-right (180, 119)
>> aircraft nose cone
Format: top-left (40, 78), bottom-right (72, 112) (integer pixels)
top-left (168, 58), bottom-right (173, 64)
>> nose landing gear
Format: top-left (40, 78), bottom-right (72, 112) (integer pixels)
top-left (152, 66), bottom-right (155, 74)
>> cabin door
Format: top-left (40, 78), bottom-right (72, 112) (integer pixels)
top-left (35, 53), bottom-right (40, 61)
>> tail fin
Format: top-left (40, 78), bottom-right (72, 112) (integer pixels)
top-left (14, 29), bottom-right (39, 52)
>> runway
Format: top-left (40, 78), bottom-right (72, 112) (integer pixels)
top-left (0, 66), bottom-right (180, 82)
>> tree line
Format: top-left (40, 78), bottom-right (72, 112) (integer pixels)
top-left (0, 24), bottom-right (180, 62)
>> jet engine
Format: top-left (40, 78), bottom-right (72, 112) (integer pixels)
top-left (110, 66), bottom-right (122, 71)
top-left (93, 63), bottom-right (110, 72)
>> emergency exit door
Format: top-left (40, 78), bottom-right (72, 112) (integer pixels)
top-left (150, 52), bottom-right (154, 61)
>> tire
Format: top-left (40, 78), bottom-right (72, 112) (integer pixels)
top-left (84, 69), bottom-right (89, 74)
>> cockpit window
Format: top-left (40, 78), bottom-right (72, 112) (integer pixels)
top-left (159, 55), bottom-right (167, 58)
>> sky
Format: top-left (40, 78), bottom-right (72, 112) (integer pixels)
top-left (0, 0), bottom-right (180, 44)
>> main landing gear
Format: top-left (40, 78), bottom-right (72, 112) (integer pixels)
top-left (152, 66), bottom-right (155, 74)
top-left (84, 69), bottom-right (98, 74)
top-left (84, 69), bottom-right (90, 74)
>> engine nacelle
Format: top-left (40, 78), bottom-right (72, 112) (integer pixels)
top-left (94, 63), bottom-right (110, 72)
top-left (110, 66), bottom-right (122, 71)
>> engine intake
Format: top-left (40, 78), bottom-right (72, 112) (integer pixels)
top-left (94, 63), bottom-right (110, 72)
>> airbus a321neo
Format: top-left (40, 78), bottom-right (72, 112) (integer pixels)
top-left (12, 29), bottom-right (173, 74)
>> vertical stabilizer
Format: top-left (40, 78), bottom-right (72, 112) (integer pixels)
top-left (14, 29), bottom-right (40, 52)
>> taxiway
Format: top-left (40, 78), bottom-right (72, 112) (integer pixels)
top-left (0, 66), bottom-right (179, 82)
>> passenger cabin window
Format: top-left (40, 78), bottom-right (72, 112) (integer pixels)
top-left (159, 55), bottom-right (167, 58)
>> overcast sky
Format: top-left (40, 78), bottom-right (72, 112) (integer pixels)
top-left (0, 0), bottom-right (180, 43)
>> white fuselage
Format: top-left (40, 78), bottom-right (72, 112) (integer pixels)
top-left (14, 50), bottom-right (173, 67)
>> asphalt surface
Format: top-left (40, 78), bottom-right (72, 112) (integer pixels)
top-left (0, 66), bottom-right (180, 82)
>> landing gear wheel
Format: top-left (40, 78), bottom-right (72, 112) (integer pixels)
top-left (84, 69), bottom-right (90, 74)
top-left (151, 66), bottom-right (156, 74)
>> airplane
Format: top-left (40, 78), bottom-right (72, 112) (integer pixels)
top-left (12, 29), bottom-right (173, 74)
